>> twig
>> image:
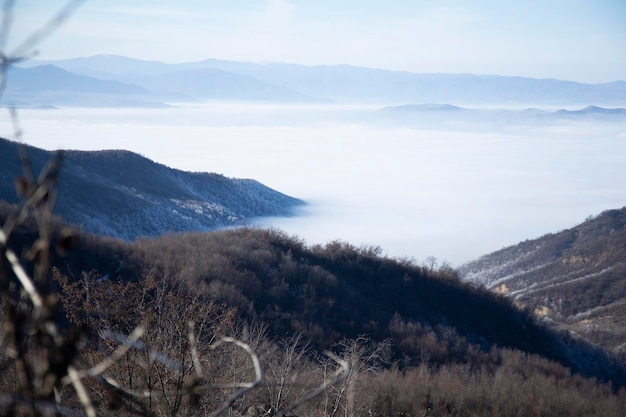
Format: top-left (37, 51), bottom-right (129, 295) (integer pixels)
top-left (61, 326), bottom-right (146, 384)
top-left (0, 0), bottom-right (85, 102)
top-left (0, 393), bottom-right (88, 417)
top-left (67, 366), bottom-right (96, 417)
top-left (97, 328), bottom-right (187, 372)
top-left (2, 242), bottom-right (43, 309)
top-left (9, 0), bottom-right (86, 59)
top-left (0, 0), bottom-right (16, 53)
top-left (1, 152), bottom-right (63, 238)
top-left (99, 375), bottom-right (151, 399)
top-left (208, 337), bottom-right (263, 417)
top-left (188, 321), bottom-right (204, 379)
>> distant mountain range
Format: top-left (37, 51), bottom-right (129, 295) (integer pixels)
top-left (460, 207), bottom-right (626, 355)
top-left (2, 65), bottom-right (168, 108)
top-left (8, 54), bottom-right (626, 107)
top-left (0, 138), bottom-right (303, 239)
top-left (379, 103), bottom-right (626, 124)
top-left (383, 103), bottom-right (626, 115)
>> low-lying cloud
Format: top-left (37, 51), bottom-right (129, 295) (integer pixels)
top-left (2, 103), bottom-right (625, 266)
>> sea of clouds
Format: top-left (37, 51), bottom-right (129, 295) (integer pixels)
top-left (2, 102), bottom-right (625, 266)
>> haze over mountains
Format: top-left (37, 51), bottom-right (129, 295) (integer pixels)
top-left (8, 54), bottom-right (626, 108)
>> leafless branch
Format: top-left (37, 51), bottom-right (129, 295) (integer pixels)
top-left (0, 393), bottom-right (88, 417)
top-left (5, 0), bottom-right (86, 59)
top-left (207, 336), bottom-right (263, 417)
top-left (99, 375), bottom-right (152, 399)
top-left (2, 244), bottom-right (43, 308)
top-left (0, 0), bottom-right (16, 53)
top-left (97, 328), bottom-right (185, 372)
top-left (188, 320), bottom-right (205, 379)
top-left (70, 332), bottom-right (267, 417)
top-left (0, 0), bottom-right (85, 102)
top-left (0, 148), bottom-right (62, 315)
top-left (2, 151), bottom-right (62, 238)
top-left (61, 326), bottom-right (146, 384)
top-left (67, 366), bottom-right (96, 417)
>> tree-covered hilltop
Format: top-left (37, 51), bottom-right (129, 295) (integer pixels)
top-left (0, 138), bottom-right (304, 240)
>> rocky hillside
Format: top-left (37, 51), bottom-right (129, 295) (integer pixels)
top-left (460, 207), bottom-right (626, 355)
top-left (0, 138), bottom-right (303, 239)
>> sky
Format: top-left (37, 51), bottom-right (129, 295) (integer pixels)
top-left (6, 0), bottom-right (626, 83)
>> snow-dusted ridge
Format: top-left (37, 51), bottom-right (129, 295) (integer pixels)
top-left (0, 138), bottom-right (304, 240)
top-left (459, 207), bottom-right (626, 353)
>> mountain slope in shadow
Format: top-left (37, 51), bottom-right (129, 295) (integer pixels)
top-left (0, 138), bottom-right (304, 239)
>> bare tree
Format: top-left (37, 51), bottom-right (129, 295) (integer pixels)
top-left (323, 336), bottom-right (390, 417)
top-left (264, 333), bottom-right (312, 412)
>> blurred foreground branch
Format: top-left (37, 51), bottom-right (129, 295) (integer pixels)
top-left (0, 0), bottom-right (85, 98)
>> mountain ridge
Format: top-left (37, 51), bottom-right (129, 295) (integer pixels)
top-left (379, 103), bottom-right (626, 123)
top-left (460, 207), bottom-right (626, 355)
top-left (0, 138), bottom-right (304, 240)
top-left (16, 54), bottom-right (626, 107)
top-left (1, 64), bottom-right (168, 108)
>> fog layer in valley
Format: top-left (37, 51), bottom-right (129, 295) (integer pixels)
top-left (2, 103), bottom-right (625, 266)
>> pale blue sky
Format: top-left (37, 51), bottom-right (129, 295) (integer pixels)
top-left (9, 0), bottom-right (626, 82)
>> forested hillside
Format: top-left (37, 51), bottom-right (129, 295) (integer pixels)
top-left (460, 207), bottom-right (626, 356)
top-left (2, 196), bottom-right (626, 416)
top-left (0, 138), bottom-right (303, 240)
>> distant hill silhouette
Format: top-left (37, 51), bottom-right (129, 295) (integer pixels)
top-left (0, 138), bottom-right (303, 239)
top-left (1, 65), bottom-right (167, 107)
top-left (377, 104), bottom-right (626, 127)
top-left (381, 103), bottom-right (626, 117)
top-left (555, 105), bottom-right (626, 116)
top-left (381, 103), bottom-right (467, 112)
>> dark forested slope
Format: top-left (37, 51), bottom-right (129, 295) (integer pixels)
top-left (0, 138), bottom-right (303, 239)
top-left (4, 205), bottom-right (618, 387)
